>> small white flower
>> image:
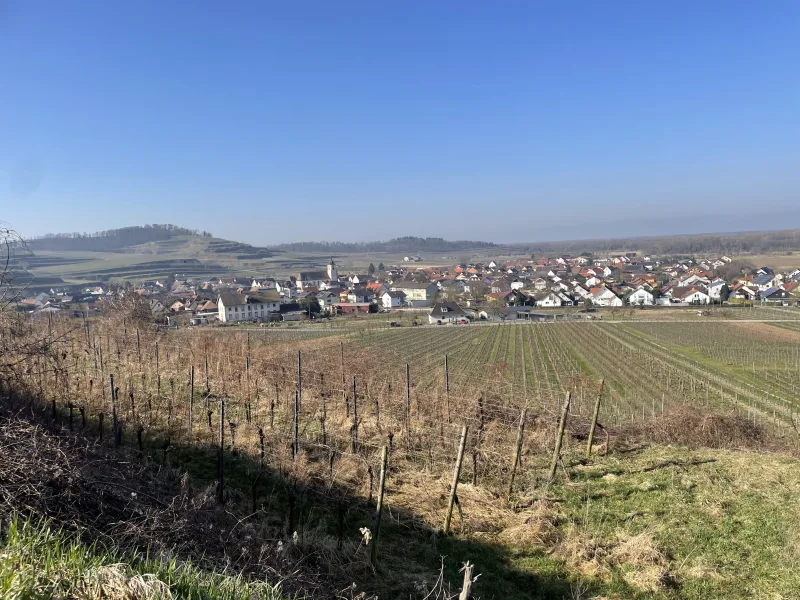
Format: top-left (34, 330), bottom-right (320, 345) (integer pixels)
top-left (130, 492), bottom-right (137, 498)
top-left (292, 531), bottom-right (299, 544)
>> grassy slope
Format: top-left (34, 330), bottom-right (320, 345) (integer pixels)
top-left (0, 518), bottom-right (288, 600)
top-left (7, 442), bottom-right (796, 600)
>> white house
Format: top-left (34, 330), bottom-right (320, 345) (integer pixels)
top-left (592, 287), bottom-right (623, 307)
top-left (570, 283), bottom-right (591, 300)
top-left (316, 291), bottom-right (339, 312)
top-left (347, 288), bottom-right (375, 304)
top-left (428, 302), bottom-right (467, 324)
top-left (218, 292), bottom-right (281, 323)
top-left (707, 280), bottom-right (729, 301)
top-left (381, 290), bottom-right (406, 309)
top-left (625, 287), bottom-right (654, 306)
top-left (534, 291), bottom-right (562, 308)
top-left (670, 286), bottom-right (710, 305)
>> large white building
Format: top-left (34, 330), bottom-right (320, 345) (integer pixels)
top-left (389, 281), bottom-right (438, 307)
top-left (218, 292), bottom-right (281, 323)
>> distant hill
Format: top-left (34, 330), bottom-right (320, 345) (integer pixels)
top-left (27, 225), bottom-right (214, 253)
top-left (268, 236), bottom-right (498, 254)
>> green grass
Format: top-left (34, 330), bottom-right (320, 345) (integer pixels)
top-left (501, 444), bottom-right (800, 599)
top-left (0, 516), bottom-right (292, 600)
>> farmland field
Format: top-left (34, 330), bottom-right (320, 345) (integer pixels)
top-left (8, 312), bottom-right (800, 599)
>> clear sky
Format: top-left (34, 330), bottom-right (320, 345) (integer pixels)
top-left (2, 1), bottom-right (799, 245)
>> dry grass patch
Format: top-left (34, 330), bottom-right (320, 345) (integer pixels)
top-left (496, 499), bottom-right (561, 548)
top-left (558, 529), bottom-right (669, 593)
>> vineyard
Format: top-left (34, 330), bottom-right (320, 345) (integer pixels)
top-left (5, 311), bottom-right (800, 598)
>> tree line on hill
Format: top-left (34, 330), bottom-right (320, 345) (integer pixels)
top-left (515, 229), bottom-right (800, 257)
top-left (27, 225), bottom-right (213, 252)
top-left (269, 236), bottom-right (498, 253)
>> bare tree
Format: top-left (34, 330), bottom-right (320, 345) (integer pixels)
top-left (0, 222), bottom-right (30, 312)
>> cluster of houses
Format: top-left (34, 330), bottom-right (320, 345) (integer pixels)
top-left (13, 254), bottom-right (800, 323)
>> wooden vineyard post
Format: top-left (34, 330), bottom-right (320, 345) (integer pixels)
top-left (205, 350), bottom-right (210, 395)
top-left (548, 391), bottom-right (571, 481)
top-left (271, 382), bottom-right (277, 429)
top-left (155, 342), bottom-right (161, 401)
top-left (405, 363), bottom-right (411, 441)
top-left (443, 424), bottom-right (469, 535)
top-left (370, 445), bottom-right (389, 565)
top-left (297, 350), bottom-right (302, 411)
top-left (293, 390), bottom-right (299, 459)
top-left (352, 375), bottom-right (358, 452)
top-left (506, 408), bottom-right (527, 500)
top-left (340, 341), bottom-right (345, 400)
top-left (245, 354), bottom-right (251, 423)
top-left (445, 354), bottom-right (451, 423)
top-left (217, 399), bottom-right (225, 504)
top-left (586, 380), bottom-right (604, 459)
top-left (110, 374), bottom-right (120, 448)
top-left (188, 365), bottom-right (194, 438)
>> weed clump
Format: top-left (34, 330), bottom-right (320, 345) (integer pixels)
top-left (623, 405), bottom-right (768, 451)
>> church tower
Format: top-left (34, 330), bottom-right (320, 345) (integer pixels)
top-left (327, 257), bottom-right (338, 283)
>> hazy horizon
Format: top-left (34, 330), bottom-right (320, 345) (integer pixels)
top-left (3, 2), bottom-right (799, 245)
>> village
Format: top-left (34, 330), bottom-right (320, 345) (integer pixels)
top-left (14, 252), bottom-right (800, 325)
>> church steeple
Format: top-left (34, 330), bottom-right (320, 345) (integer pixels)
top-left (327, 256), bottom-right (338, 282)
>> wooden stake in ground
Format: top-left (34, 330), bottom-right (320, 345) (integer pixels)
top-left (405, 363), bottom-right (411, 440)
top-left (188, 365), bottom-right (194, 438)
top-left (586, 380), bottom-right (604, 459)
top-left (293, 390), bottom-right (299, 459)
top-left (109, 374), bottom-right (119, 448)
top-left (217, 399), bottom-right (225, 504)
top-left (370, 445), bottom-right (389, 565)
top-left (506, 408), bottom-right (527, 500)
top-left (548, 391), bottom-right (571, 481)
top-left (352, 375), bottom-right (358, 452)
top-left (459, 562), bottom-right (475, 600)
top-left (297, 350), bottom-right (302, 411)
top-left (444, 424), bottom-right (469, 535)
top-left (445, 354), bottom-right (451, 423)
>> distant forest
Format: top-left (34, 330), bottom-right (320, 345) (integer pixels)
top-left (28, 225), bottom-right (213, 252)
top-left (269, 237), bottom-right (498, 253)
top-left (517, 229), bottom-right (800, 257)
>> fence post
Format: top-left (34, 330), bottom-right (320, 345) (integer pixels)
top-left (445, 354), bottom-right (451, 423)
top-left (370, 445), bottom-right (389, 565)
top-left (444, 424), bottom-right (469, 534)
top-left (110, 374), bottom-right (119, 448)
top-left (405, 363), bottom-right (411, 441)
top-left (217, 399), bottom-right (225, 504)
top-left (352, 375), bottom-right (358, 452)
top-left (586, 380), bottom-right (604, 459)
top-left (189, 365), bottom-right (194, 438)
top-left (549, 391), bottom-right (571, 480)
top-left (506, 408), bottom-right (527, 500)
top-left (293, 390), bottom-right (299, 459)
top-left (297, 350), bottom-right (301, 411)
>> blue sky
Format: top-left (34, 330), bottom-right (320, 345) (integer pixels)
top-left (1, 1), bottom-right (799, 245)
